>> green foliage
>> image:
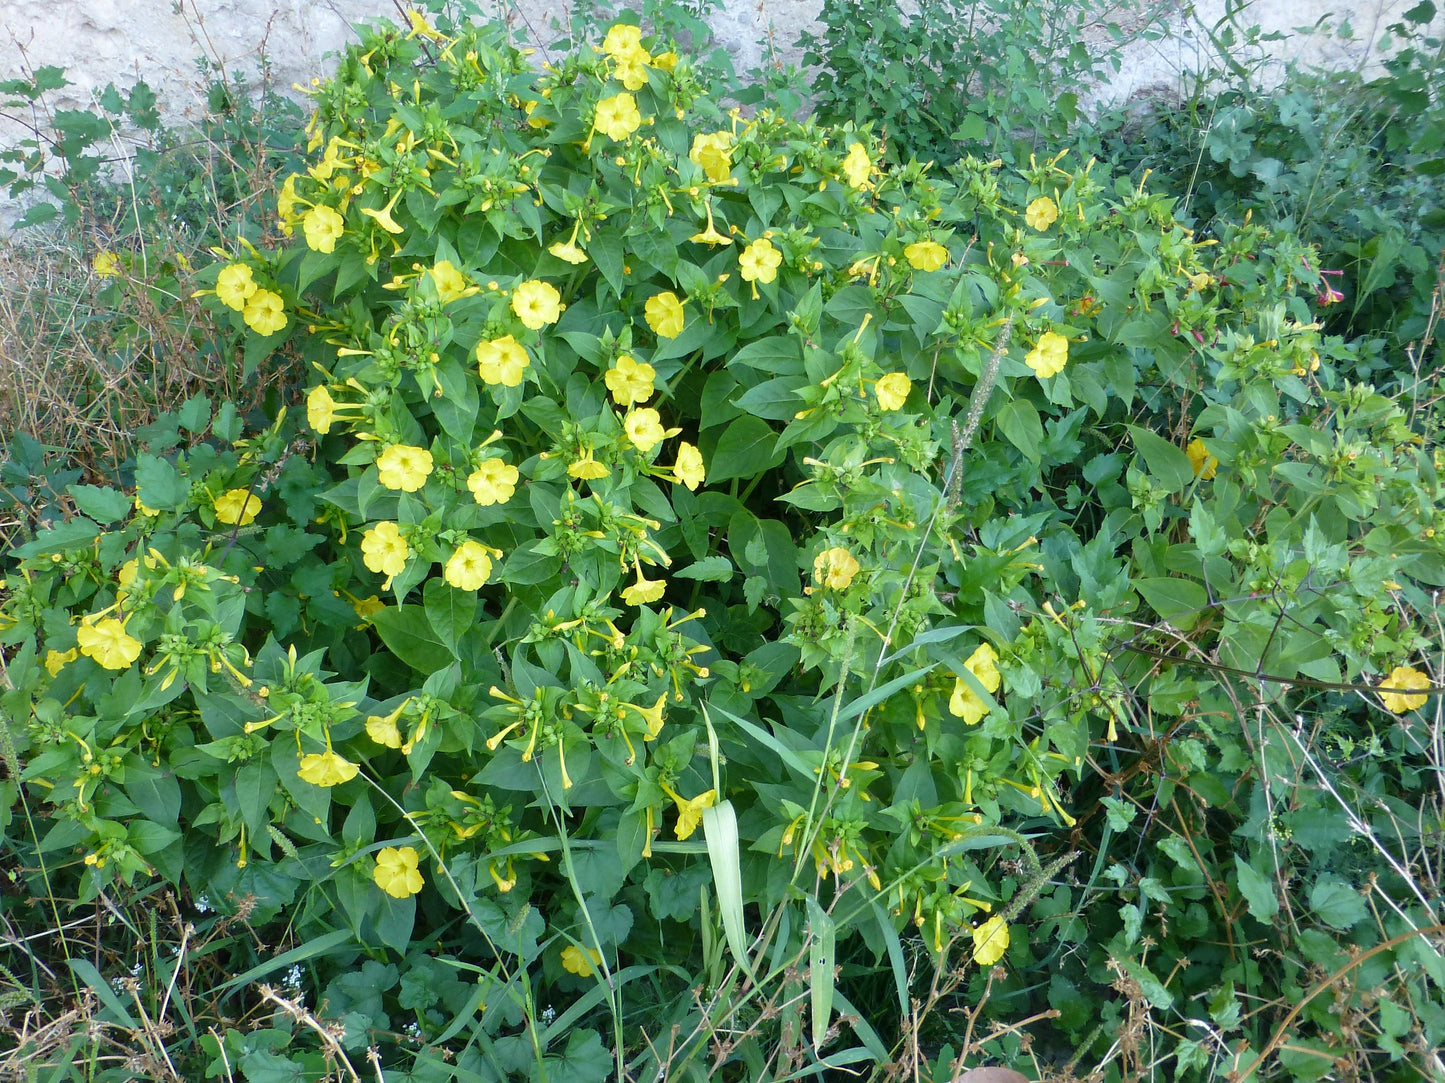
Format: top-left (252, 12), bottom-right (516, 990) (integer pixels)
top-left (3, 9), bottom-right (1444, 1082)
top-left (798, 0), bottom-right (1126, 164)
top-left (1101, 2), bottom-right (1445, 380)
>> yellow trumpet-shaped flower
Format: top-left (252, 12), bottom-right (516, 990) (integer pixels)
top-left (375, 444), bottom-right (434, 492)
top-left (297, 749), bottom-right (360, 787)
top-left (373, 845), bottom-right (424, 898)
top-left (1380, 665), bottom-right (1431, 714)
top-left (644, 291), bottom-right (685, 338)
top-left (77, 617), bottom-right (143, 670)
top-left (972, 914), bottom-right (1010, 966)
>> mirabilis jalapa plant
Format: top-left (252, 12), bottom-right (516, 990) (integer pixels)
top-left (4, 6), bottom-right (1441, 1075)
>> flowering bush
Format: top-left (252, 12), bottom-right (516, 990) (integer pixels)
top-left (3, 11), bottom-right (1442, 1078)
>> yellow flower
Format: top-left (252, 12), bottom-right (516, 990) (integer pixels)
top-left (689, 131), bottom-right (734, 183)
top-left (1024, 331), bottom-right (1068, 379)
top-left (214, 488), bottom-right (261, 525)
top-left (874, 373), bottom-right (911, 411)
top-left (568, 446), bottom-right (610, 481)
top-left (1380, 665), bottom-right (1431, 714)
top-left (561, 943), bottom-right (603, 977)
top-left (605, 355), bottom-right (656, 406)
top-left (92, 251), bottom-right (121, 278)
top-left (45, 648), bottom-right (78, 676)
top-left (366, 701), bottom-right (406, 748)
top-left (510, 279), bottom-right (562, 330)
top-left (1186, 437), bottom-right (1218, 481)
top-left (738, 237), bottom-right (782, 286)
top-left (548, 223), bottom-right (589, 265)
top-left (307, 385), bottom-right (339, 434)
top-left (621, 567), bottom-right (666, 606)
top-left (972, 914), bottom-right (1009, 966)
top-left (376, 444), bottom-right (434, 492)
top-left (653, 51), bottom-right (678, 71)
top-left (904, 240), bottom-right (948, 272)
top-left (361, 190), bottom-right (406, 235)
top-left (77, 617), bottom-right (142, 670)
top-left (476, 335), bottom-right (530, 386)
top-left (468, 458), bottom-right (519, 505)
top-left (645, 291), bottom-right (685, 338)
top-left (593, 92), bottom-right (643, 142)
top-left (297, 749), bottom-right (360, 787)
top-left (842, 142), bottom-right (872, 189)
top-left (1188, 271), bottom-right (1213, 292)
top-left (429, 259), bottom-right (472, 303)
top-left (669, 786), bottom-right (717, 840)
top-left (445, 540), bottom-right (497, 591)
top-left (673, 442), bottom-right (705, 490)
top-left (216, 263), bottom-right (257, 311)
top-left (373, 845), bottom-right (425, 898)
top-left (949, 642), bottom-right (1001, 725)
top-left (628, 694), bottom-right (668, 740)
top-left (361, 521), bottom-right (409, 587)
top-left (243, 289), bottom-right (287, 336)
top-left (276, 172), bottom-right (302, 232)
top-left (624, 408), bottom-right (671, 453)
top-left (614, 54), bottom-right (650, 91)
top-left (302, 204), bottom-right (345, 253)
top-left (1025, 196), bottom-right (1059, 231)
top-left (602, 23), bottom-right (645, 59)
top-left (814, 547), bottom-right (860, 591)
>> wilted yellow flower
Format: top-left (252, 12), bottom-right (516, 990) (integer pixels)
top-left (561, 943), bottom-right (603, 977)
top-left (477, 335), bottom-right (530, 386)
top-left (510, 279), bottom-right (562, 329)
top-left (376, 444), bottom-right (434, 493)
top-left (814, 547), bottom-right (860, 591)
top-left (904, 240), bottom-right (948, 272)
top-left (216, 263), bottom-right (257, 311)
top-left (593, 92), bottom-right (642, 141)
top-left (373, 845), bottom-right (424, 898)
top-left (92, 251), bottom-right (121, 278)
top-left (366, 701), bottom-right (406, 748)
top-left (972, 914), bottom-right (1009, 966)
top-left (673, 442), bottom-right (705, 490)
top-left (689, 131), bottom-right (734, 183)
top-left (842, 142), bottom-right (872, 189)
top-left (445, 540), bottom-right (497, 591)
top-left (1025, 196), bottom-right (1059, 231)
top-left (361, 521), bottom-right (409, 586)
top-left (44, 648), bottom-right (78, 676)
top-left (1380, 665), bottom-right (1431, 714)
top-left (214, 488), bottom-right (261, 525)
top-left (621, 566), bottom-right (666, 606)
top-left (302, 204), bottom-right (345, 253)
top-left (1186, 437), bottom-right (1217, 480)
top-left (1024, 331), bottom-right (1068, 378)
top-left (298, 749), bottom-right (359, 787)
top-left (645, 291), bottom-right (685, 338)
top-left (605, 355), bottom-right (656, 406)
top-left (739, 237), bottom-right (782, 286)
top-left (949, 642), bottom-right (1001, 725)
top-left (243, 289), bottom-right (287, 336)
top-left (468, 458), bottom-right (519, 505)
top-left (874, 373), bottom-right (911, 411)
top-left (429, 259), bottom-right (473, 303)
top-left (77, 618), bottom-right (142, 670)
top-left (669, 786), bottom-right (716, 840)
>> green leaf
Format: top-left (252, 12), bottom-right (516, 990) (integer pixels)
top-left (1135, 577), bottom-right (1209, 631)
top-left (423, 578), bottom-right (476, 656)
top-left (1234, 855), bottom-right (1279, 922)
top-left (372, 604), bottom-right (456, 672)
top-left (1128, 426), bottom-right (1195, 493)
top-left (546, 1028), bottom-right (612, 1083)
top-left (807, 895), bottom-right (836, 1050)
top-left (674, 556), bottom-right (734, 581)
top-left (68, 483), bottom-right (132, 523)
top-left (1308, 875), bottom-right (1368, 930)
top-left (706, 415), bottom-right (784, 484)
top-left (994, 399), bottom-right (1044, 463)
top-left (177, 394), bottom-right (212, 434)
top-left (702, 800), bottom-right (756, 983)
top-left (134, 453), bottom-right (189, 510)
